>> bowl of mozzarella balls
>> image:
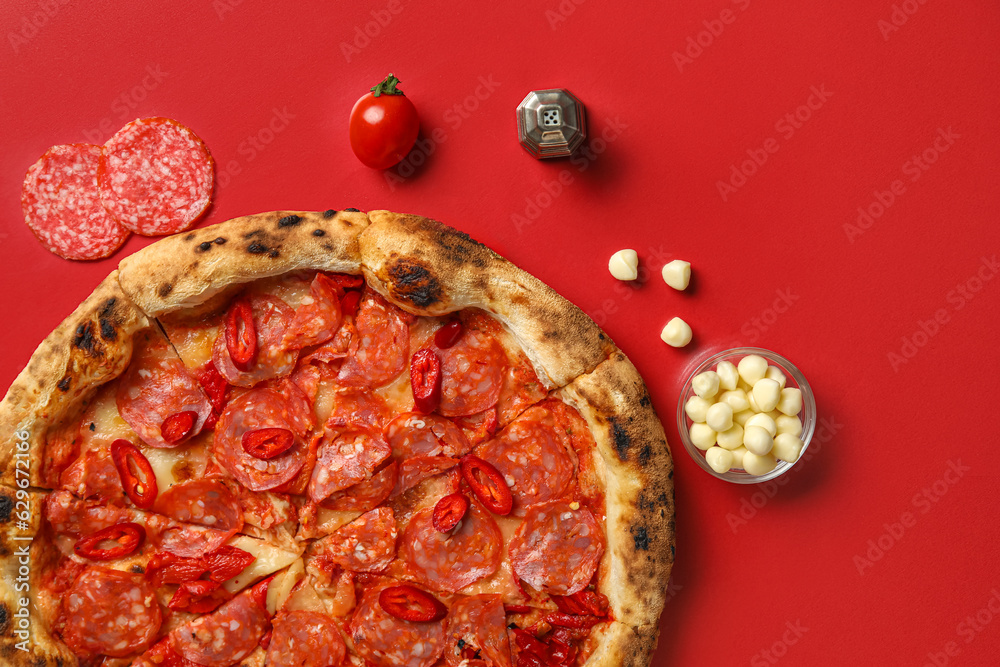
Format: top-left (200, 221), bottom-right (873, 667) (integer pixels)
top-left (677, 348), bottom-right (816, 483)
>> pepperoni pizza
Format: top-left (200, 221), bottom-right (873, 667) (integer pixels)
top-left (0, 210), bottom-right (674, 667)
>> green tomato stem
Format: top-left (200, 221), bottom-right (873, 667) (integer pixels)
top-left (370, 73), bottom-right (404, 97)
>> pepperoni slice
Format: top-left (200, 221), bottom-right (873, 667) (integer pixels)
top-left (214, 388), bottom-right (310, 491)
top-left (496, 356), bottom-right (548, 425)
top-left (444, 595), bottom-right (513, 667)
top-left (213, 294), bottom-right (299, 388)
top-left (508, 500), bottom-right (605, 596)
top-left (324, 386), bottom-right (391, 429)
top-left (117, 331), bottom-right (213, 449)
top-left (437, 328), bottom-right (507, 417)
top-left (61, 567), bottom-right (161, 657)
top-left (308, 428), bottom-right (391, 502)
top-left (402, 500), bottom-right (503, 593)
top-left (348, 583), bottom-right (447, 667)
top-left (475, 406), bottom-right (575, 515)
top-left (282, 273), bottom-right (343, 350)
top-left (98, 117), bottom-right (213, 236)
top-left (145, 513), bottom-right (237, 560)
top-left (59, 447), bottom-right (123, 501)
top-left (311, 507), bottom-right (397, 573)
top-left (21, 143), bottom-right (130, 260)
top-left (169, 585), bottom-right (269, 667)
top-left (266, 610), bottom-right (347, 667)
top-left (154, 479), bottom-right (243, 533)
top-left (44, 490), bottom-right (127, 536)
top-left (322, 460), bottom-right (398, 511)
top-left (337, 290), bottom-right (410, 388)
top-left (301, 320), bottom-right (357, 365)
top-left (395, 456), bottom-right (460, 498)
top-left (387, 413), bottom-right (472, 459)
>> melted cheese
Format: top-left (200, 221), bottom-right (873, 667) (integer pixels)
top-left (164, 322), bottom-right (219, 369)
top-left (456, 515), bottom-right (524, 601)
top-left (78, 382), bottom-right (135, 450)
top-left (266, 557), bottom-right (304, 615)
top-left (222, 535), bottom-right (302, 593)
top-left (142, 433), bottom-right (211, 493)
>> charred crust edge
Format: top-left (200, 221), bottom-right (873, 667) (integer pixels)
top-left (386, 258), bottom-right (443, 308)
top-left (278, 215), bottom-right (302, 228)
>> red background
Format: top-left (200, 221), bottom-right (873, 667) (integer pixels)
top-left (2, 1), bottom-right (999, 664)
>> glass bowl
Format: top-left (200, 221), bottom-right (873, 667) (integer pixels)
top-left (676, 347), bottom-right (816, 484)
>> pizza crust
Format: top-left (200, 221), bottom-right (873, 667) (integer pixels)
top-left (0, 272), bottom-right (148, 487)
top-left (360, 210), bottom-right (615, 388)
top-left (117, 209), bottom-right (369, 317)
top-left (558, 351), bottom-right (675, 633)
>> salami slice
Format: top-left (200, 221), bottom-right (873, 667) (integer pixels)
top-left (21, 143), bottom-right (130, 260)
top-left (213, 294), bottom-right (300, 388)
top-left (395, 455), bottom-right (459, 497)
top-left (437, 329), bottom-right (507, 417)
top-left (348, 583), bottom-right (447, 667)
top-left (308, 428), bottom-right (391, 502)
top-left (322, 460), bottom-right (398, 511)
top-left (59, 447), bottom-right (123, 501)
top-left (337, 290), bottom-right (410, 388)
top-left (44, 490), bottom-right (127, 536)
top-left (61, 567), bottom-right (161, 657)
top-left (387, 413), bottom-right (472, 459)
top-left (302, 320), bottom-right (357, 365)
top-left (324, 386), bottom-right (391, 429)
top-left (282, 273), bottom-right (343, 350)
top-left (214, 387), bottom-right (312, 491)
top-left (475, 406), bottom-right (575, 515)
top-left (145, 513), bottom-right (235, 559)
top-left (402, 500), bottom-right (503, 593)
top-left (266, 610), bottom-right (347, 667)
top-left (98, 117), bottom-right (214, 236)
top-left (117, 330), bottom-right (213, 448)
top-left (508, 500), bottom-right (605, 596)
top-left (169, 585), bottom-right (269, 667)
top-left (312, 507), bottom-right (397, 573)
top-left (444, 595), bottom-right (513, 667)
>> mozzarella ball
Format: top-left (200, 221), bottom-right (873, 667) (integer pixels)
top-left (705, 446), bottom-right (733, 473)
top-left (661, 260), bottom-right (691, 291)
top-left (716, 361), bottom-right (739, 391)
top-left (752, 378), bottom-right (781, 413)
top-left (716, 423), bottom-right (744, 450)
top-left (729, 446), bottom-right (749, 469)
top-left (684, 396), bottom-right (712, 423)
top-left (743, 425), bottom-right (774, 456)
top-left (719, 389), bottom-right (750, 413)
top-left (608, 249), bottom-right (639, 281)
top-left (743, 452), bottom-right (777, 476)
top-left (661, 318), bottom-right (692, 347)
top-left (689, 423), bottom-right (717, 450)
top-left (772, 433), bottom-right (804, 463)
top-left (733, 409), bottom-right (754, 427)
top-left (692, 371), bottom-right (720, 399)
top-left (776, 414), bottom-right (803, 437)
top-left (765, 365), bottom-right (787, 389)
top-left (777, 387), bottom-right (803, 416)
top-left (737, 355), bottom-right (768, 384)
top-left (745, 413), bottom-right (777, 437)
top-left (706, 402), bottom-right (734, 432)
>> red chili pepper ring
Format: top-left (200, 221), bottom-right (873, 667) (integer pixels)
top-left (241, 427), bottom-right (295, 460)
top-left (459, 455), bottom-right (513, 516)
top-left (225, 295), bottom-right (257, 372)
top-left (410, 348), bottom-right (442, 414)
top-left (74, 522), bottom-right (146, 560)
top-left (378, 584), bottom-right (447, 622)
top-left (111, 439), bottom-right (158, 509)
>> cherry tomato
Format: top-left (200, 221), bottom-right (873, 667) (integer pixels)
top-left (349, 73), bottom-right (419, 170)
